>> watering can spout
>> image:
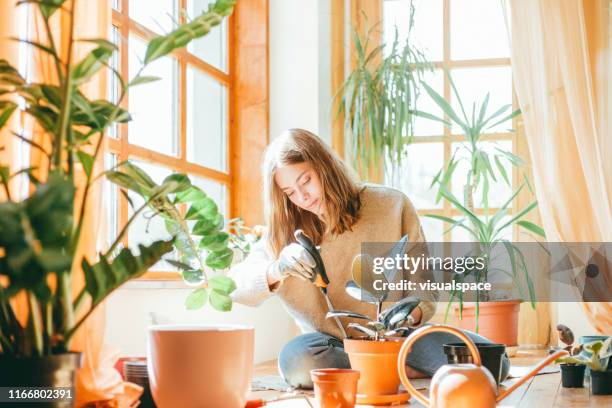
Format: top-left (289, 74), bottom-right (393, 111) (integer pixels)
top-left (496, 348), bottom-right (568, 402)
top-left (397, 325), bottom-right (569, 408)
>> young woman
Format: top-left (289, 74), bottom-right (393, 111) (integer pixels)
top-left (229, 128), bottom-right (509, 388)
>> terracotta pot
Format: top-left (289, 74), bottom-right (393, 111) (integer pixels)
top-left (343, 338), bottom-right (404, 396)
top-left (310, 368), bottom-right (360, 408)
top-left (147, 324), bottom-right (254, 408)
top-left (453, 301), bottom-right (520, 346)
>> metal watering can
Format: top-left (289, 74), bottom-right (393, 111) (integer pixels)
top-left (397, 325), bottom-right (568, 408)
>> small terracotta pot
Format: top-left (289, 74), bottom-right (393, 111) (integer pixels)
top-left (147, 324), bottom-right (254, 408)
top-left (344, 338), bottom-right (404, 396)
top-left (310, 368), bottom-right (360, 408)
top-left (453, 301), bottom-right (520, 346)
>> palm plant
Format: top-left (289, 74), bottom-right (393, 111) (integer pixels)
top-left (418, 72), bottom-right (545, 329)
top-left (336, 4), bottom-right (429, 182)
top-left (0, 0), bottom-right (236, 357)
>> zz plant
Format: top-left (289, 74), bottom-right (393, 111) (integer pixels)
top-left (0, 0), bottom-right (236, 357)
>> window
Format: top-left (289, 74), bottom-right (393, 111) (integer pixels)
top-left (383, 0), bottom-right (516, 242)
top-left (108, 0), bottom-right (231, 278)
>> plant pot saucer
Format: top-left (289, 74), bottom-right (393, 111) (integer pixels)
top-left (356, 390), bottom-right (409, 406)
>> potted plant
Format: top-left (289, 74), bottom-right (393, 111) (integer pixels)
top-left (0, 0), bottom-right (236, 403)
top-left (335, 5), bottom-right (429, 182)
top-left (556, 337), bottom-right (612, 395)
top-left (325, 241), bottom-right (421, 403)
top-left (419, 72), bottom-right (544, 346)
top-left (552, 324), bottom-right (587, 388)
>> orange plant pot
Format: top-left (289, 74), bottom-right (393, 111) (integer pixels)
top-left (343, 338), bottom-right (404, 396)
top-left (453, 301), bottom-right (521, 346)
top-left (311, 368), bottom-right (360, 408)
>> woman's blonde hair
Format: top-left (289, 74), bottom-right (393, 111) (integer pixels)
top-left (263, 128), bottom-right (362, 257)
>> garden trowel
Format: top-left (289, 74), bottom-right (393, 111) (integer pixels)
top-left (294, 229), bottom-right (347, 338)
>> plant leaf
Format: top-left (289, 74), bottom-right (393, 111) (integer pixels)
top-left (76, 151), bottom-right (94, 178)
top-left (517, 220), bottom-right (546, 238)
top-left (209, 290), bottom-right (232, 311)
top-left (82, 239), bottom-right (174, 306)
top-left (208, 275), bottom-right (236, 295)
top-left (185, 288), bottom-right (208, 310)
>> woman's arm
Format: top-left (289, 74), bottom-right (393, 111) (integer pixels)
top-left (228, 238), bottom-right (278, 307)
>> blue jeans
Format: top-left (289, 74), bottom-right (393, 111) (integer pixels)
top-left (278, 327), bottom-right (511, 389)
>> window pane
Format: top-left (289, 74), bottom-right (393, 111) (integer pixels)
top-left (384, 0), bottom-right (443, 62)
top-left (112, 0), bottom-right (120, 12)
top-left (108, 26), bottom-right (120, 139)
top-left (390, 142), bottom-right (444, 209)
top-left (451, 216), bottom-right (474, 242)
top-left (450, 66), bottom-right (513, 134)
top-left (129, 0), bottom-right (178, 34)
top-left (105, 154), bottom-right (119, 248)
top-left (128, 35), bottom-right (179, 156)
top-left (186, 0), bottom-right (228, 72)
top-left (415, 69), bottom-right (444, 136)
top-left (127, 161), bottom-right (174, 271)
top-left (191, 175), bottom-right (227, 217)
top-left (420, 215), bottom-right (444, 242)
top-left (450, 0), bottom-right (510, 60)
top-left (450, 140), bottom-right (513, 209)
top-left (186, 66), bottom-right (227, 171)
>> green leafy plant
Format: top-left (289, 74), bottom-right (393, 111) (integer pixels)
top-left (105, 162), bottom-right (238, 312)
top-left (336, 4), bottom-right (429, 181)
top-left (0, 0), bottom-right (236, 357)
top-left (418, 71), bottom-right (545, 330)
top-left (325, 237), bottom-right (423, 341)
top-left (556, 338), bottom-right (612, 372)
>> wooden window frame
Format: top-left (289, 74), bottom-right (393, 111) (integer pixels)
top-left (109, 0), bottom-right (269, 280)
top-left (339, 0), bottom-right (520, 241)
top-left (414, 0), bottom-right (517, 242)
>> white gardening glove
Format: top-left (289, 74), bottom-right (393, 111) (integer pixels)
top-left (268, 243), bottom-right (316, 282)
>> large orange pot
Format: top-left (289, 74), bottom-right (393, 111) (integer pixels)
top-left (344, 338), bottom-right (404, 396)
top-left (147, 324), bottom-right (254, 408)
top-left (453, 301), bottom-right (520, 346)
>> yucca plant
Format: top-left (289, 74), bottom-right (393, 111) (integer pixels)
top-left (336, 4), bottom-right (429, 182)
top-left (417, 71), bottom-right (545, 329)
top-left (0, 0), bottom-right (236, 359)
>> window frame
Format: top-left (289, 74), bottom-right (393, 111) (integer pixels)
top-left (109, 0), bottom-right (233, 280)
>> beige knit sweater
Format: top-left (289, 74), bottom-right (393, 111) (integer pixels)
top-left (229, 184), bottom-right (438, 339)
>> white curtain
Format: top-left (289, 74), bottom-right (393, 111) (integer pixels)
top-left (505, 0), bottom-right (611, 333)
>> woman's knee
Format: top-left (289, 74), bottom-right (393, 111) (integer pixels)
top-left (278, 332), bottom-right (350, 389)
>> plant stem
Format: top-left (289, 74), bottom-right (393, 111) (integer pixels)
top-left (41, 11), bottom-right (65, 85)
top-left (27, 292), bottom-right (43, 356)
top-left (71, 65), bottom-right (144, 254)
top-left (59, 272), bottom-right (74, 349)
top-left (53, 0), bottom-right (77, 171)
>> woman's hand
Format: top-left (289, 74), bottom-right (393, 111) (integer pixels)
top-left (267, 243), bottom-right (316, 285)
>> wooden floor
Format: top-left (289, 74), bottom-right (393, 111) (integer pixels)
top-left (248, 350), bottom-right (612, 407)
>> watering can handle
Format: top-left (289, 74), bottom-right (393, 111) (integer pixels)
top-left (397, 324), bottom-right (482, 407)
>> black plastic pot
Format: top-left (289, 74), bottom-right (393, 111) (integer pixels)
top-left (560, 364), bottom-right (585, 388)
top-left (0, 352), bottom-right (82, 407)
top-left (444, 342), bottom-right (506, 385)
top-left (590, 369), bottom-right (612, 395)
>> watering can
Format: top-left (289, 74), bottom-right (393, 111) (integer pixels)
top-left (397, 325), bottom-right (568, 408)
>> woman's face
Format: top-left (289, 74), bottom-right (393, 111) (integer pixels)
top-left (274, 161), bottom-right (324, 216)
